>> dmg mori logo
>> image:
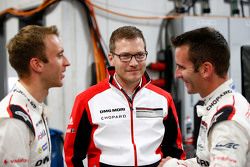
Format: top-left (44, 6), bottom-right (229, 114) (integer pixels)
top-left (35, 156), bottom-right (49, 166)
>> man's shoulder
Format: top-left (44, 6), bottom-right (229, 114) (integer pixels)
top-left (214, 90), bottom-right (248, 114)
top-left (0, 90), bottom-right (26, 116)
top-left (208, 91), bottom-right (249, 133)
top-left (0, 95), bottom-right (35, 135)
top-left (145, 83), bottom-right (172, 97)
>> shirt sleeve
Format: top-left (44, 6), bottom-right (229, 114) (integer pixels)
top-left (64, 96), bottom-right (92, 167)
top-left (208, 120), bottom-right (249, 167)
top-left (161, 96), bottom-right (186, 159)
top-left (0, 118), bottom-right (32, 167)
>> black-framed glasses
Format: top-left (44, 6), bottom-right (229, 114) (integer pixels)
top-left (111, 51), bottom-right (148, 63)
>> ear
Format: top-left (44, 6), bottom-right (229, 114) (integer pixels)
top-left (200, 62), bottom-right (213, 79)
top-left (108, 53), bottom-right (115, 66)
top-left (30, 57), bottom-right (44, 73)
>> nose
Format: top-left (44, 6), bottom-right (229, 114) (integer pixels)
top-left (129, 56), bottom-right (138, 66)
top-left (175, 68), bottom-right (181, 78)
top-left (64, 56), bottom-right (71, 67)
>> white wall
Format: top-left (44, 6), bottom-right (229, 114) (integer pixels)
top-left (45, 1), bottom-right (95, 132)
top-left (0, 0), bottom-right (249, 132)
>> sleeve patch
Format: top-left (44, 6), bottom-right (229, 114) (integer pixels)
top-left (208, 106), bottom-right (235, 135)
top-left (9, 104), bottom-right (35, 136)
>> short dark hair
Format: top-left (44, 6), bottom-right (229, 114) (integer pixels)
top-left (7, 25), bottom-right (59, 78)
top-left (109, 26), bottom-right (146, 53)
top-left (171, 27), bottom-right (230, 77)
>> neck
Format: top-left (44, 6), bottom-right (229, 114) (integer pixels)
top-left (19, 78), bottom-right (48, 103)
top-left (123, 83), bottom-right (139, 95)
top-left (114, 75), bottom-right (140, 95)
top-left (200, 75), bottom-right (228, 98)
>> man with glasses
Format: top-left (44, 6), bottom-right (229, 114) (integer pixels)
top-left (64, 26), bottom-right (185, 167)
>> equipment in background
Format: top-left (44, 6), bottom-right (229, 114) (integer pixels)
top-left (78, 0), bottom-right (109, 84)
top-left (201, 0), bottom-right (211, 15)
top-left (184, 115), bottom-right (193, 145)
top-left (240, 0), bottom-right (250, 17)
top-left (230, 0), bottom-right (240, 16)
top-left (174, 0), bottom-right (186, 13)
top-left (148, 17), bottom-right (175, 93)
top-left (147, 49), bottom-right (173, 92)
top-left (225, 0), bottom-right (250, 17)
top-left (229, 17), bottom-right (250, 93)
top-left (171, 0), bottom-right (211, 15)
top-left (241, 45), bottom-right (250, 103)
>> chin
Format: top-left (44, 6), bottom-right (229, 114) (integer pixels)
top-left (129, 77), bottom-right (140, 82)
top-left (58, 82), bottom-right (63, 87)
top-left (53, 82), bottom-right (63, 88)
top-left (187, 89), bottom-right (194, 94)
top-left (187, 90), bottom-right (196, 94)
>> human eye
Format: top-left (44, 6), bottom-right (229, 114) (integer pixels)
top-left (176, 64), bottom-right (185, 70)
top-left (119, 53), bottom-right (131, 61)
top-left (57, 50), bottom-right (65, 58)
top-left (134, 52), bottom-right (146, 61)
top-left (57, 53), bottom-right (63, 59)
top-left (136, 52), bottom-right (145, 59)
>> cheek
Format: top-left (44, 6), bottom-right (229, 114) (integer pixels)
top-left (109, 60), bottom-right (114, 66)
top-left (137, 62), bottom-right (146, 69)
top-left (54, 59), bottom-right (64, 68)
top-left (108, 56), bottom-right (115, 66)
top-left (111, 60), bottom-right (120, 67)
top-left (116, 64), bottom-right (125, 71)
top-left (184, 73), bottom-right (192, 80)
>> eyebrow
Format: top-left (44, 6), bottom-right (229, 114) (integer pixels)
top-left (175, 63), bottom-right (183, 67)
top-left (58, 49), bottom-right (64, 54)
top-left (176, 63), bottom-right (185, 68)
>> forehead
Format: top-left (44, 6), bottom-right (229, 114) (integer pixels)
top-left (114, 38), bottom-right (145, 53)
top-left (44, 34), bottom-right (60, 44)
top-left (44, 35), bottom-right (62, 51)
top-left (175, 46), bottom-right (190, 61)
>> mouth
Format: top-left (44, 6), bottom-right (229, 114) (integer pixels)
top-left (61, 72), bottom-right (65, 79)
top-left (127, 70), bottom-right (140, 75)
top-left (127, 69), bottom-right (139, 72)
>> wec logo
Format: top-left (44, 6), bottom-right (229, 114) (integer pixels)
top-left (215, 142), bottom-right (239, 149)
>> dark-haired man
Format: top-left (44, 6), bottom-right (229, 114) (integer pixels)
top-left (159, 27), bottom-right (250, 167)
